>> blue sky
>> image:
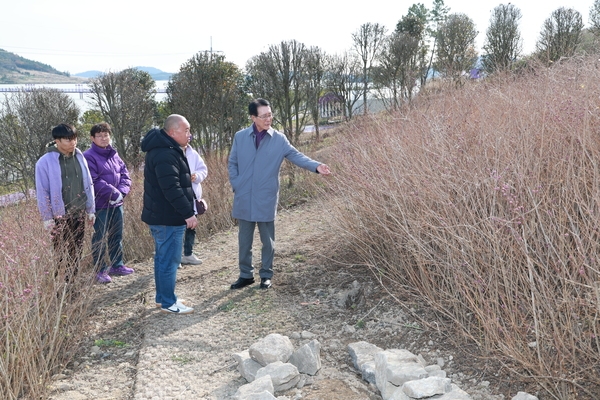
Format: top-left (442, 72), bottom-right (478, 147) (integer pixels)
top-left (0, 0), bottom-right (595, 75)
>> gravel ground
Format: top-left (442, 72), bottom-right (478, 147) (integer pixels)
top-left (47, 200), bottom-right (509, 400)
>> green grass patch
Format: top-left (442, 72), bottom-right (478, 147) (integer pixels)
top-left (94, 338), bottom-right (127, 348)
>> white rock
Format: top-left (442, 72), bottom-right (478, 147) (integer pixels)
top-left (249, 334), bottom-right (294, 366)
top-left (512, 392), bottom-right (539, 400)
top-left (402, 376), bottom-right (452, 398)
top-left (233, 375), bottom-right (274, 400)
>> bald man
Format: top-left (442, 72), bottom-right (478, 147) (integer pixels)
top-left (141, 114), bottom-right (197, 314)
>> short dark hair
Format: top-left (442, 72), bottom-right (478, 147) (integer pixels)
top-left (51, 124), bottom-right (77, 140)
top-left (90, 122), bottom-right (112, 137)
top-left (248, 98), bottom-right (270, 116)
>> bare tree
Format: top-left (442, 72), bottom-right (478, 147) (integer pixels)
top-left (435, 13), bottom-right (479, 83)
top-left (0, 89), bottom-right (79, 195)
top-left (304, 46), bottom-right (326, 141)
top-left (167, 51), bottom-right (248, 153)
top-left (246, 40), bottom-right (310, 145)
top-left (590, 0), bottom-right (600, 35)
top-left (324, 52), bottom-right (363, 120)
top-left (373, 31), bottom-right (421, 111)
top-left (372, 5), bottom-right (431, 110)
top-left (88, 68), bottom-right (156, 168)
top-left (396, 3), bottom-right (434, 89)
top-left (536, 7), bottom-right (583, 64)
top-left (424, 0), bottom-right (450, 86)
top-left (482, 4), bottom-right (523, 73)
top-left (352, 22), bottom-right (387, 114)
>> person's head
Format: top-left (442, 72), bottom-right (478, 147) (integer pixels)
top-left (52, 123), bottom-right (78, 155)
top-left (164, 114), bottom-right (191, 147)
top-left (90, 122), bottom-right (112, 149)
top-left (249, 98), bottom-right (273, 132)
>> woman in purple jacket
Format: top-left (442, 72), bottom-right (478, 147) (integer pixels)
top-left (84, 123), bottom-right (134, 283)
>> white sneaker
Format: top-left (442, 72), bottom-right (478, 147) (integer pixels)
top-left (160, 301), bottom-right (194, 314)
top-left (181, 253), bottom-right (202, 265)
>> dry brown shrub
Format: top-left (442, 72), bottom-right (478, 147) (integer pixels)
top-left (122, 170), bottom-right (153, 262)
top-left (194, 153), bottom-right (236, 239)
top-left (0, 201), bottom-right (95, 399)
top-left (326, 56), bottom-right (600, 398)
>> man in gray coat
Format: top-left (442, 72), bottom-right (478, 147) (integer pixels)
top-left (228, 98), bottom-right (331, 290)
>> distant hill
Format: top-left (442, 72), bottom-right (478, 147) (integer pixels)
top-left (75, 70), bottom-right (103, 79)
top-left (74, 66), bottom-right (173, 81)
top-left (0, 49), bottom-right (87, 84)
top-left (0, 49), bottom-right (173, 84)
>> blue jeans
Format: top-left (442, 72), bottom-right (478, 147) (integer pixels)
top-left (183, 227), bottom-right (196, 256)
top-left (149, 225), bottom-right (185, 308)
top-left (238, 219), bottom-right (275, 280)
top-left (91, 206), bottom-right (124, 273)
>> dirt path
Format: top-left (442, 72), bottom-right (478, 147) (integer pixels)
top-left (47, 200), bottom-right (502, 400)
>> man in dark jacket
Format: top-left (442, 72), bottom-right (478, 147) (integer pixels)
top-left (141, 114), bottom-right (197, 314)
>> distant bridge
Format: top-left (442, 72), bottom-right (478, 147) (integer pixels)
top-left (0, 86), bottom-right (167, 99)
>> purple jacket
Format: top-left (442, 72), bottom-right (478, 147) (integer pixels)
top-left (35, 147), bottom-right (95, 221)
top-left (84, 143), bottom-right (131, 210)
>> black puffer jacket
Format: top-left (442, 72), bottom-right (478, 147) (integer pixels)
top-left (141, 128), bottom-right (194, 226)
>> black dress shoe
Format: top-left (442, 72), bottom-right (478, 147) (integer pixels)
top-left (260, 278), bottom-right (272, 289)
top-left (230, 277), bottom-right (255, 289)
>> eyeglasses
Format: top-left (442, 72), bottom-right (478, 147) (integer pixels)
top-left (256, 113), bottom-right (274, 120)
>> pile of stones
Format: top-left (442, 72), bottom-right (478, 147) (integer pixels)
top-left (231, 334), bottom-right (539, 400)
top-left (232, 333), bottom-right (320, 399)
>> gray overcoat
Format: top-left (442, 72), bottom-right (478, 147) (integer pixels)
top-left (228, 125), bottom-right (320, 222)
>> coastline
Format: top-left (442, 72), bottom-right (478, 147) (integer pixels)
top-left (0, 70), bottom-right (89, 85)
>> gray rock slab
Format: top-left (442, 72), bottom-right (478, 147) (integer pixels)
top-left (233, 350), bottom-right (263, 382)
top-left (234, 375), bottom-right (274, 400)
top-left (361, 360), bottom-right (377, 385)
top-left (255, 361), bottom-right (300, 392)
top-left (375, 350), bottom-right (427, 391)
top-left (288, 339), bottom-right (321, 375)
top-left (249, 334), bottom-right (294, 366)
top-left (347, 341), bottom-right (384, 370)
top-left (424, 364), bottom-right (446, 378)
top-left (402, 376), bottom-right (452, 398)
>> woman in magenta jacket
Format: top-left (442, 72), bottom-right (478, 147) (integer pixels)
top-left (84, 123), bottom-right (134, 283)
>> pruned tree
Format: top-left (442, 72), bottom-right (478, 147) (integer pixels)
top-left (482, 3), bottom-right (523, 73)
top-left (435, 13), bottom-right (479, 84)
top-left (397, 3), bottom-right (434, 89)
top-left (590, 0), bottom-right (600, 35)
top-left (246, 40), bottom-right (310, 145)
top-left (0, 89), bottom-right (79, 195)
top-left (79, 109), bottom-right (104, 141)
top-left (373, 31), bottom-right (421, 111)
top-left (88, 68), bottom-right (156, 168)
top-left (371, 5), bottom-right (430, 109)
top-left (424, 0), bottom-right (450, 85)
top-left (304, 46), bottom-right (326, 141)
top-left (536, 7), bottom-right (583, 64)
top-left (324, 52), bottom-right (363, 120)
top-left (352, 22), bottom-right (387, 114)
top-left (167, 51), bottom-right (248, 154)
